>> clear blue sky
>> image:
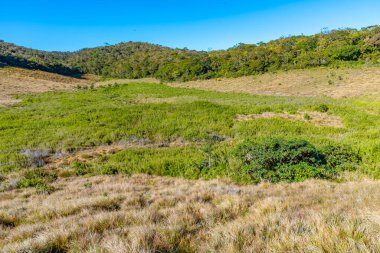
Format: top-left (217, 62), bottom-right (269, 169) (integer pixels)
top-left (1, 0), bottom-right (380, 52)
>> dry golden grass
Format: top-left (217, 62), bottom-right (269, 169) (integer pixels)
top-left (171, 67), bottom-right (380, 98)
top-left (1, 174), bottom-right (379, 252)
top-left (0, 67), bottom-right (91, 106)
top-left (0, 67), bottom-right (160, 106)
top-left (236, 111), bottom-right (344, 128)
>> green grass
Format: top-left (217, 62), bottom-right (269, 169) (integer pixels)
top-left (0, 83), bottom-right (379, 180)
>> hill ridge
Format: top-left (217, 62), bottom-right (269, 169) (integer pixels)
top-left (1, 26), bottom-right (380, 81)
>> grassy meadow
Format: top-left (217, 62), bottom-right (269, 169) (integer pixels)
top-left (0, 80), bottom-right (380, 252)
top-left (0, 82), bottom-right (379, 180)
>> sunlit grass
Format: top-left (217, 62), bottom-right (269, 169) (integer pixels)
top-left (0, 83), bottom-right (379, 178)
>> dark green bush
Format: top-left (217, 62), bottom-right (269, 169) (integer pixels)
top-left (17, 178), bottom-right (44, 188)
top-left (100, 165), bottom-right (119, 175)
top-left (17, 169), bottom-right (57, 188)
top-left (16, 169), bottom-right (57, 194)
top-left (232, 138), bottom-right (360, 183)
top-left (321, 144), bottom-right (361, 170)
top-left (315, 104), bottom-right (329, 112)
top-left (71, 161), bottom-right (92, 176)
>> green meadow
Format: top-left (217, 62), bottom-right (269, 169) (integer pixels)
top-left (1, 83), bottom-right (379, 182)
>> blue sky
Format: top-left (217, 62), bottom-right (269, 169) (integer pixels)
top-left (1, 0), bottom-right (380, 52)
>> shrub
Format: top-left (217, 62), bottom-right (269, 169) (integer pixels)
top-left (35, 183), bottom-right (55, 194)
top-left (16, 169), bottom-right (57, 194)
top-left (304, 113), bottom-right (312, 120)
top-left (321, 144), bottom-right (361, 171)
top-left (100, 165), bottom-right (119, 175)
top-left (315, 104), bottom-right (329, 112)
top-left (71, 161), bottom-right (92, 176)
top-left (231, 138), bottom-right (360, 183)
top-left (17, 169), bottom-right (57, 188)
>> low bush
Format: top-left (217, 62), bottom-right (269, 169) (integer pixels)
top-left (231, 138), bottom-right (360, 183)
top-left (35, 183), bottom-right (56, 194)
top-left (100, 165), bottom-right (119, 175)
top-left (17, 169), bottom-right (57, 187)
top-left (315, 104), bottom-right (329, 112)
top-left (321, 144), bottom-right (361, 171)
top-left (71, 161), bottom-right (92, 176)
top-left (16, 169), bottom-right (57, 194)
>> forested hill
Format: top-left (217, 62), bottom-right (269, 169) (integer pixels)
top-left (1, 26), bottom-right (380, 81)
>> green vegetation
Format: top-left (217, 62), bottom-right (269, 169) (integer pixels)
top-left (1, 26), bottom-right (380, 81)
top-left (231, 138), bottom-right (360, 183)
top-left (0, 83), bottom-right (379, 183)
top-left (16, 168), bottom-right (57, 194)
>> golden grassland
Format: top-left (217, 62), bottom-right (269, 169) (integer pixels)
top-left (1, 174), bottom-right (379, 252)
top-left (171, 66), bottom-right (380, 98)
top-left (0, 67), bottom-right (159, 106)
top-left (0, 67), bottom-right (91, 106)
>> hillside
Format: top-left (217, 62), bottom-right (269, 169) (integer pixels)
top-left (1, 26), bottom-right (380, 253)
top-left (0, 67), bottom-right (92, 106)
top-left (2, 65), bottom-right (380, 107)
top-left (0, 67), bottom-right (161, 106)
top-left (1, 26), bottom-right (380, 82)
top-left (172, 66), bottom-right (380, 98)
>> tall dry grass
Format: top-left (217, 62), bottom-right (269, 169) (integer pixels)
top-left (1, 175), bottom-right (379, 252)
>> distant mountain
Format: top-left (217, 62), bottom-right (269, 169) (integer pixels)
top-left (1, 26), bottom-right (380, 81)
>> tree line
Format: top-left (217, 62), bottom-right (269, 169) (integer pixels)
top-left (1, 26), bottom-right (379, 81)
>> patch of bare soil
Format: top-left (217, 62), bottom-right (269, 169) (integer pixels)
top-left (236, 111), bottom-right (344, 128)
top-left (44, 138), bottom-right (195, 169)
top-left (170, 67), bottom-right (380, 98)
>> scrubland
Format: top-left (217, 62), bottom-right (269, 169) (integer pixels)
top-left (0, 66), bottom-right (380, 252)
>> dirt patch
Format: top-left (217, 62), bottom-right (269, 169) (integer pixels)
top-left (236, 111), bottom-right (344, 128)
top-left (170, 67), bottom-right (380, 98)
top-left (46, 138), bottom-right (195, 168)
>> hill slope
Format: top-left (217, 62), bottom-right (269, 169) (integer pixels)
top-left (0, 67), bottom-right (91, 106)
top-left (172, 66), bottom-right (380, 98)
top-left (1, 26), bottom-right (380, 81)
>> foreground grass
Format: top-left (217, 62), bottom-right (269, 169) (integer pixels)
top-left (0, 175), bottom-right (379, 252)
